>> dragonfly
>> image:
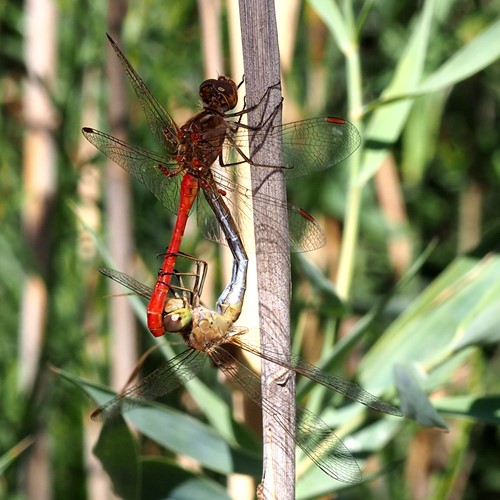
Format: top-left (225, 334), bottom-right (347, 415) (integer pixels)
top-left (82, 35), bottom-right (361, 337)
top-left (94, 256), bottom-right (402, 484)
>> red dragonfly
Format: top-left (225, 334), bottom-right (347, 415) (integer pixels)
top-left (83, 35), bottom-right (361, 337)
top-left (94, 256), bottom-right (401, 484)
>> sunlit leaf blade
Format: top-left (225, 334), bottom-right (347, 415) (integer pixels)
top-left (297, 241), bottom-right (437, 399)
top-left (55, 367), bottom-right (118, 408)
top-left (361, 0), bottom-right (436, 182)
top-left (394, 364), bottom-right (448, 429)
top-left (418, 18), bottom-right (500, 92)
top-left (401, 92), bottom-right (447, 184)
top-left (451, 283), bottom-right (500, 351)
top-left (125, 405), bottom-right (262, 477)
top-left (359, 256), bottom-right (500, 393)
top-left (308, 0), bottom-right (350, 52)
top-left (0, 437), bottom-right (34, 474)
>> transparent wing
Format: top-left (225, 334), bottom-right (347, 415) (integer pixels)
top-left (226, 117), bottom-right (361, 179)
top-left (211, 346), bottom-right (362, 483)
top-left (234, 332), bottom-right (402, 417)
top-left (100, 260), bottom-right (203, 304)
top-left (109, 33), bottom-right (360, 180)
top-left (87, 40), bottom-right (359, 253)
top-left (82, 127), bottom-right (182, 215)
top-left (99, 267), bottom-right (154, 299)
top-left (92, 349), bottom-right (206, 421)
top-left (107, 34), bottom-right (180, 155)
top-left (197, 171), bottom-right (326, 253)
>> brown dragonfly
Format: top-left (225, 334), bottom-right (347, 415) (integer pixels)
top-left (94, 255), bottom-right (402, 484)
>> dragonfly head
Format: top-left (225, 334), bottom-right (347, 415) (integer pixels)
top-left (163, 307), bottom-right (193, 333)
top-left (199, 76), bottom-right (238, 113)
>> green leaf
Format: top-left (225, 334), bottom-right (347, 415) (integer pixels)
top-left (56, 368), bottom-right (262, 477)
top-left (360, 0), bottom-right (436, 182)
top-left (140, 458), bottom-right (231, 500)
top-left (0, 437), bottom-right (34, 474)
top-left (308, 0), bottom-right (350, 53)
top-left (394, 364), bottom-right (449, 429)
top-left (418, 17), bottom-right (500, 93)
top-left (124, 404), bottom-right (261, 476)
top-left (435, 395), bottom-right (500, 425)
top-left (451, 281), bottom-right (500, 352)
top-left (401, 91), bottom-right (447, 184)
top-left (296, 241), bottom-right (435, 398)
top-left (55, 366), bottom-right (118, 408)
top-left (359, 256), bottom-right (500, 393)
top-left (93, 417), bottom-right (140, 500)
top-left (186, 376), bottom-right (261, 451)
top-left (294, 253), bottom-right (346, 315)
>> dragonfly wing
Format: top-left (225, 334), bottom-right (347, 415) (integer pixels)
top-left (99, 266), bottom-right (194, 300)
top-left (82, 128), bottom-right (181, 214)
top-left (235, 336), bottom-right (402, 417)
top-left (288, 352), bottom-right (402, 416)
top-left (107, 35), bottom-right (180, 156)
top-left (203, 167), bottom-right (325, 253)
top-left (195, 189), bottom-right (223, 245)
top-left (92, 348), bottom-right (206, 421)
top-left (286, 204), bottom-right (326, 252)
top-left (99, 268), bottom-right (153, 299)
top-left (228, 117), bottom-right (361, 180)
top-left (210, 346), bottom-right (361, 483)
top-left (279, 118), bottom-right (361, 179)
top-left (295, 406), bottom-right (361, 483)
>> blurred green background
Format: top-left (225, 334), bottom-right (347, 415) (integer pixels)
top-left (1, 0), bottom-right (500, 499)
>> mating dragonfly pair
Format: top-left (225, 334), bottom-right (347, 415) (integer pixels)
top-left (84, 35), bottom-right (401, 484)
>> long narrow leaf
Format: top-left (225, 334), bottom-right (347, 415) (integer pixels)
top-left (361, 0), bottom-right (436, 182)
top-left (418, 17), bottom-right (500, 92)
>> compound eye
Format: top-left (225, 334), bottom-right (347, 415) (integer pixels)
top-left (199, 77), bottom-right (238, 110)
top-left (163, 308), bottom-right (192, 333)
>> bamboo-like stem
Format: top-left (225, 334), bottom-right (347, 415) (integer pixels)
top-left (21, 0), bottom-right (58, 497)
top-left (458, 181), bottom-right (482, 253)
top-left (239, 1), bottom-right (295, 498)
top-left (375, 154), bottom-right (412, 277)
top-left (198, 0), bottom-right (223, 76)
top-left (105, 4), bottom-right (137, 390)
top-left (225, 3), bottom-right (262, 499)
top-left (199, 3), bottom-right (255, 498)
top-left (335, 4), bottom-right (363, 302)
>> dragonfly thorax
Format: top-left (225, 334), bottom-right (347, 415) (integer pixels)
top-left (177, 111), bottom-right (228, 171)
top-left (187, 305), bottom-right (233, 351)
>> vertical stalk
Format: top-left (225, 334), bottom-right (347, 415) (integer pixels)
top-left (105, 4), bottom-right (137, 389)
top-left (21, 0), bottom-right (58, 497)
top-left (225, 4), bottom-right (261, 499)
top-left (239, 1), bottom-right (295, 498)
top-left (240, 0), bottom-right (295, 500)
top-left (198, 0), bottom-right (223, 75)
top-left (335, 4), bottom-right (363, 301)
